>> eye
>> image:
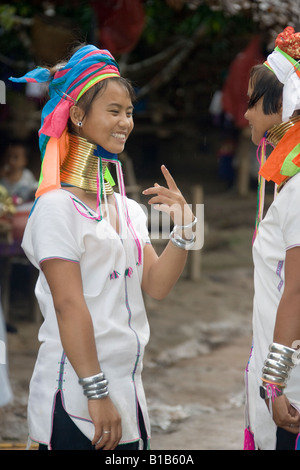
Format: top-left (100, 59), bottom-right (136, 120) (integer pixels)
top-left (247, 95), bottom-right (257, 109)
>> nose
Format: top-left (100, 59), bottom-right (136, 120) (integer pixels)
top-left (118, 112), bottom-right (133, 130)
top-left (244, 109), bottom-right (249, 121)
top-left (118, 112), bottom-right (127, 124)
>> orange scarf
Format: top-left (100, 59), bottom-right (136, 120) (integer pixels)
top-left (259, 121), bottom-right (300, 185)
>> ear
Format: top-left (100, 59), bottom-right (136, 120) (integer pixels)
top-left (69, 105), bottom-right (84, 127)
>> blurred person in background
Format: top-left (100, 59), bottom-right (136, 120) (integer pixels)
top-left (0, 142), bottom-right (37, 204)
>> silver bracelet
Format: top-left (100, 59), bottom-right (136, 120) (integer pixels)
top-left (85, 388), bottom-right (109, 399)
top-left (269, 343), bottom-right (296, 358)
top-left (174, 216), bottom-right (197, 231)
top-left (82, 379), bottom-right (108, 392)
top-left (169, 231), bottom-right (196, 250)
top-left (78, 372), bottom-right (105, 386)
top-left (262, 342), bottom-right (297, 388)
top-left (79, 372), bottom-right (109, 400)
top-left (87, 390), bottom-right (109, 400)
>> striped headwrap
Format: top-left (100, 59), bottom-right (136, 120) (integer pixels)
top-left (9, 45), bottom-right (120, 197)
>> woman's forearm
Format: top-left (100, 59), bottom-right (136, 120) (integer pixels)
top-left (273, 247), bottom-right (300, 349)
top-left (55, 300), bottom-right (101, 378)
top-left (42, 258), bottom-right (101, 379)
top-left (142, 242), bottom-right (188, 299)
top-left (273, 292), bottom-right (300, 349)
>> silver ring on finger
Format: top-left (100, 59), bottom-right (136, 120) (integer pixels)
top-left (103, 430), bottom-right (111, 434)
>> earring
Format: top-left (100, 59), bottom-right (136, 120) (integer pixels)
top-left (77, 121), bottom-right (82, 127)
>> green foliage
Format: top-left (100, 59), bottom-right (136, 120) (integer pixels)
top-left (0, 5), bottom-right (17, 31)
top-left (143, 0), bottom-right (256, 45)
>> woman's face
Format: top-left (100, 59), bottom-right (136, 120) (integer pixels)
top-left (244, 84), bottom-right (282, 145)
top-left (72, 80), bottom-right (134, 153)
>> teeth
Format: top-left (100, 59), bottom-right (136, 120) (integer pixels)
top-left (112, 133), bottom-right (126, 140)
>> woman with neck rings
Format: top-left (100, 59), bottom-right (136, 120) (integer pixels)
top-left (244, 27), bottom-right (300, 450)
top-left (10, 45), bottom-right (197, 451)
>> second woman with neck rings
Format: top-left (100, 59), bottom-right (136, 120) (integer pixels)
top-left (244, 27), bottom-right (300, 450)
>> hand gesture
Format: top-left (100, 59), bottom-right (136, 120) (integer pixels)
top-left (142, 165), bottom-right (194, 227)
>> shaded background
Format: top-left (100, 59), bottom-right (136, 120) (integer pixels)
top-left (1, 0), bottom-right (299, 188)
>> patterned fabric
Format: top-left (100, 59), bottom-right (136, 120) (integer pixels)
top-left (264, 27), bottom-right (300, 121)
top-left (275, 26), bottom-right (300, 59)
top-left (9, 46), bottom-right (120, 197)
top-left (10, 46), bottom-right (119, 140)
top-left (259, 121), bottom-right (300, 185)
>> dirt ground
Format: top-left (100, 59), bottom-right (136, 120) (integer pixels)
top-left (0, 188), bottom-right (261, 451)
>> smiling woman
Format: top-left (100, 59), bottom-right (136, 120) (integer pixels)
top-left (69, 80), bottom-right (134, 155)
top-left (9, 43), bottom-right (197, 451)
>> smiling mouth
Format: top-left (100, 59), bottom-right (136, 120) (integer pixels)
top-left (112, 133), bottom-right (126, 142)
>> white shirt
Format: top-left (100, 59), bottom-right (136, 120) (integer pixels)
top-left (22, 189), bottom-right (151, 448)
top-left (247, 172), bottom-right (300, 449)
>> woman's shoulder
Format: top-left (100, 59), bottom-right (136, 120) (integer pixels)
top-left (36, 188), bottom-right (73, 204)
top-left (279, 173), bottom-right (300, 198)
top-left (31, 189), bottom-right (76, 219)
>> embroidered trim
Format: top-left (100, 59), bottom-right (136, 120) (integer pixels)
top-left (110, 270), bottom-right (120, 280)
top-left (125, 267), bottom-right (133, 278)
top-left (57, 352), bottom-right (67, 391)
top-left (276, 260), bottom-right (284, 292)
top-left (70, 196), bottom-right (102, 221)
top-left (39, 256), bottom-right (79, 266)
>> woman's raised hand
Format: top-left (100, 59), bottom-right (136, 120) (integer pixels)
top-left (142, 165), bottom-right (194, 226)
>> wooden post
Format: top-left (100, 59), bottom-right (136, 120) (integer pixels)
top-left (188, 184), bottom-right (203, 281)
top-left (236, 127), bottom-right (252, 196)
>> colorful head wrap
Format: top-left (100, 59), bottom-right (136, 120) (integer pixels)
top-left (275, 26), bottom-right (300, 59)
top-left (9, 45), bottom-right (142, 265)
top-left (264, 27), bottom-right (300, 121)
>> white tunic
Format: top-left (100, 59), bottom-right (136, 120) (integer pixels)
top-left (22, 189), bottom-right (151, 448)
top-left (247, 172), bottom-right (300, 450)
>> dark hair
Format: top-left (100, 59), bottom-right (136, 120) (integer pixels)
top-left (248, 64), bottom-right (283, 114)
top-left (77, 76), bottom-right (136, 117)
top-left (67, 76), bottom-right (135, 133)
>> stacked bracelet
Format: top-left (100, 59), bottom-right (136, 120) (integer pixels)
top-left (174, 217), bottom-right (198, 231)
top-left (78, 372), bottom-right (109, 400)
top-left (261, 342), bottom-right (297, 390)
top-left (170, 217), bottom-right (197, 250)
